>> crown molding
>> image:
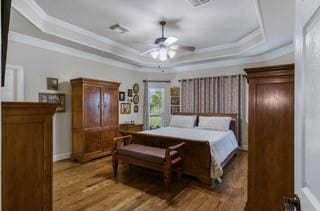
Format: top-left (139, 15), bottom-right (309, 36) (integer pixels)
top-left (170, 43), bottom-right (294, 72)
top-left (12, 0), bottom-right (267, 67)
top-left (8, 31), bottom-right (138, 70)
top-left (9, 31), bottom-right (293, 74)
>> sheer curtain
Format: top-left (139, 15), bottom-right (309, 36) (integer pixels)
top-left (143, 81), bottom-right (149, 130)
top-left (181, 74), bottom-right (246, 145)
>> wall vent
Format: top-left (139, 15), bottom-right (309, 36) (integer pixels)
top-left (187, 0), bottom-right (210, 7)
top-left (109, 24), bottom-right (129, 33)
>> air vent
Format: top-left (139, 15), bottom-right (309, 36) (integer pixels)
top-left (109, 24), bottom-right (129, 34)
top-left (187, 0), bottom-right (210, 7)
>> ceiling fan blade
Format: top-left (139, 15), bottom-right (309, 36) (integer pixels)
top-left (171, 45), bottom-right (195, 52)
top-left (140, 48), bottom-right (158, 55)
top-left (164, 37), bottom-right (178, 46)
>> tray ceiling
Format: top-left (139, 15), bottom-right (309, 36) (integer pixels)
top-left (9, 0), bottom-right (294, 71)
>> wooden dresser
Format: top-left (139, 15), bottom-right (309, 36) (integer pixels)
top-left (119, 123), bottom-right (144, 132)
top-left (2, 102), bottom-right (57, 211)
top-left (71, 78), bottom-right (120, 162)
top-left (245, 64), bottom-right (294, 211)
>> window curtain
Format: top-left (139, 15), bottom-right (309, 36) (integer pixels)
top-left (181, 75), bottom-right (246, 145)
top-left (143, 81), bottom-right (149, 130)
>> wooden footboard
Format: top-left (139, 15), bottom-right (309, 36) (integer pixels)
top-left (120, 131), bottom-right (213, 184)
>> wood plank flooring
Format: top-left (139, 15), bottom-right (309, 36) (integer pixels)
top-left (53, 152), bottom-right (247, 211)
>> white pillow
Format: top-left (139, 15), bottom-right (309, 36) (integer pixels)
top-left (169, 115), bottom-right (197, 128)
top-left (198, 116), bottom-right (232, 131)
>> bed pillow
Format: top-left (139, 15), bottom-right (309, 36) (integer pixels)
top-left (169, 115), bottom-right (197, 128)
top-left (198, 116), bottom-right (232, 131)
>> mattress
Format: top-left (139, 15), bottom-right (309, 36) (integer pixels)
top-left (140, 127), bottom-right (239, 179)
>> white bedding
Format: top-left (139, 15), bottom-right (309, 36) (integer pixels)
top-left (140, 127), bottom-right (238, 179)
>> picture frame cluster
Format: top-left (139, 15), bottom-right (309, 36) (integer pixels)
top-left (170, 87), bottom-right (180, 115)
top-left (119, 83), bottom-right (140, 114)
top-left (39, 77), bottom-right (66, 112)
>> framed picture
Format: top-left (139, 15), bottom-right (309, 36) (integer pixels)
top-left (128, 89), bottom-right (133, 97)
top-left (171, 106), bottom-right (180, 115)
top-left (47, 77), bottom-right (59, 90)
top-left (134, 105), bottom-right (139, 113)
top-left (39, 93), bottom-right (65, 112)
top-left (120, 103), bottom-right (131, 114)
top-left (133, 95), bottom-right (139, 104)
top-left (171, 97), bottom-right (180, 105)
top-left (170, 87), bottom-right (180, 97)
top-left (133, 83), bottom-right (139, 93)
top-left (119, 91), bottom-right (125, 101)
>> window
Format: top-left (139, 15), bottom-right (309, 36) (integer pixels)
top-left (148, 88), bottom-right (165, 130)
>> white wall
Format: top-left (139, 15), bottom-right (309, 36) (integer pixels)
top-left (7, 41), bottom-right (146, 161)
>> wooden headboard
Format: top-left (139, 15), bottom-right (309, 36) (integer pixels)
top-left (174, 112), bottom-right (238, 138)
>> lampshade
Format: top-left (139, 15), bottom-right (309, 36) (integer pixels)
top-left (168, 50), bottom-right (176, 59)
top-left (150, 51), bottom-right (159, 59)
top-left (159, 48), bottom-right (168, 61)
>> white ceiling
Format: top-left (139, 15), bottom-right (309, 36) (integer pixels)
top-left (9, 0), bottom-right (294, 71)
top-left (33, 0), bottom-right (260, 52)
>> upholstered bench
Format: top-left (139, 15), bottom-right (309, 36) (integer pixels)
top-left (112, 135), bottom-right (185, 191)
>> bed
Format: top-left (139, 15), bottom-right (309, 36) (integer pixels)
top-left (120, 112), bottom-right (239, 186)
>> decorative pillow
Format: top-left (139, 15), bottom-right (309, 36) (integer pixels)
top-left (198, 116), bottom-right (232, 131)
top-left (169, 115), bottom-right (197, 128)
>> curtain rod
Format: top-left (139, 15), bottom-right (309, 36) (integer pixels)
top-left (178, 74), bottom-right (246, 82)
top-left (143, 80), bottom-right (171, 83)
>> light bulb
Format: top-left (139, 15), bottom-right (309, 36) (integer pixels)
top-left (168, 50), bottom-right (176, 59)
top-left (150, 51), bottom-right (159, 59)
top-left (159, 48), bottom-right (168, 61)
top-left (159, 54), bottom-right (167, 61)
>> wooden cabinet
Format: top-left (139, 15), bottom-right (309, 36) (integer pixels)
top-left (119, 123), bottom-right (144, 132)
top-left (245, 64), bottom-right (294, 211)
top-left (71, 78), bottom-right (120, 162)
top-left (2, 102), bottom-right (57, 211)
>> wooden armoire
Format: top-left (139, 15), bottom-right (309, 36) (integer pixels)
top-left (245, 64), bottom-right (294, 211)
top-left (2, 102), bottom-right (57, 211)
top-left (71, 78), bottom-right (120, 162)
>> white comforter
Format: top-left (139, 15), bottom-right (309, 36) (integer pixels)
top-left (140, 127), bottom-right (238, 179)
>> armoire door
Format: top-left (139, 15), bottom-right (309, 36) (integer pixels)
top-left (102, 86), bottom-right (118, 127)
top-left (246, 65), bottom-right (294, 211)
top-left (252, 79), bottom-right (294, 211)
top-left (83, 85), bottom-right (101, 129)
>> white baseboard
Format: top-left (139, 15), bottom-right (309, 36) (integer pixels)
top-left (53, 152), bottom-right (71, 162)
top-left (239, 145), bottom-right (248, 151)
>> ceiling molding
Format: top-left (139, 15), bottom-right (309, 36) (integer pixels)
top-left (8, 31), bottom-right (139, 71)
top-left (169, 43), bottom-right (294, 72)
top-left (9, 31), bottom-right (293, 74)
top-left (12, 0), bottom-right (268, 68)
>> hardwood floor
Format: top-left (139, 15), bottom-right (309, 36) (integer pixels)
top-left (53, 152), bottom-right (247, 211)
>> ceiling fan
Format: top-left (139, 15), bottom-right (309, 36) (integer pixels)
top-left (141, 21), bottom-right (195, 61)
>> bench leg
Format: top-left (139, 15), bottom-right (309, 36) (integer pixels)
top-left (164, 167), bottom-right (171, 192)
top-left (177, 166), bottom-right (183, 180)
top-left (112, 158), bottom-right (118, 177)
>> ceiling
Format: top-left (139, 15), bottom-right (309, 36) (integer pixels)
top-left (9, 0), bottom-right (294, 71)
top-left (33, 0), bottom-right (259, 52)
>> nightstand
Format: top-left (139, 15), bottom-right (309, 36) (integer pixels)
top-left (119, 123), bottom-right (144, 132)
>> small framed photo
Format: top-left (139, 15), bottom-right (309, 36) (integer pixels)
top-left (128, 89), bottom-right (133, 97)
top-left (170, 87), bottom-right (180, 97)
top-left (119, 91), bottom-right (125, 101)
top-left (171, 106), bottom-right (180, 115)
top-left (47, 77), bottom-right (59, 90)
top-left (39, 93), bottom-right (65, 112)
top-left (120, 103), bottom-right (131, 114)
top-left (134, 105), bottom-right (139, 113)
top-left (171, 97), bottom-right (180, 105)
